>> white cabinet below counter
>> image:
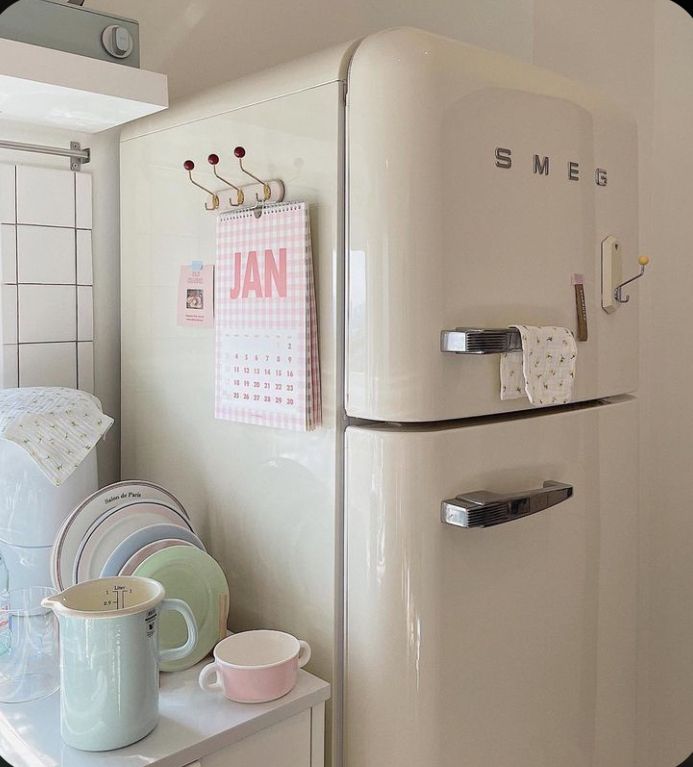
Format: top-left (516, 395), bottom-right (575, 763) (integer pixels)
top-left (0, 662), bottom-right (329, 767)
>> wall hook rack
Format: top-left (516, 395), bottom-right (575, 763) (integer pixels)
top-left (601, 235), bottom-right (650, 313)
top-left (183, 160), bottom-right (220, 211)
top-left (185, 147), bottom-right (285, 213)
top-left (207, 154), bottom-right (244, 207)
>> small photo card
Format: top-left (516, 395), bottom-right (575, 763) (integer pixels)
top-left (177, 264), bottom-right (214, 328)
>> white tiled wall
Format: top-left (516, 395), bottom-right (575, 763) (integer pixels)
top-left (0, 164), bottom-right (94, 392)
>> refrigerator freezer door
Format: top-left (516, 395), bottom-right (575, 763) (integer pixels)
top-left (346, 28), bottom-right (638, 421)
top-left (345, 398), bottom-right (637, 767)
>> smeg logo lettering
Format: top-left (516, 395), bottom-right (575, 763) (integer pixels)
top-left (494, 147), bottom-right (608, 187)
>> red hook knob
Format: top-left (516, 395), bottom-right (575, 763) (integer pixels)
top-left (234, 146), bottom-right (246, 159)
top-left (207, 153), bottom-right (220, 166)
top-left (183, 160), bottom-right (195, 171)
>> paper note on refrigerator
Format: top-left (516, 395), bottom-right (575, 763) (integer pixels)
top-left (214, 202), bottom-right (321, 431)
top-left (177, 264), bottom-right (214, 328)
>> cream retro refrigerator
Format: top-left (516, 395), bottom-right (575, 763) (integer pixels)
top-left (344, 29), bottom-right (639, 767)
top-left (120, 27), bottom-right (640, 767)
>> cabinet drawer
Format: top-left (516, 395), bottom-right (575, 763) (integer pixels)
top-left (200, 710), bottom-right (311, 767)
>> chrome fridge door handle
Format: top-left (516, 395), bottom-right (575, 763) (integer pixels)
top-left (441, 480), bottom-right (573, 529)
top-left (440, 327), bottom-right (522, 354)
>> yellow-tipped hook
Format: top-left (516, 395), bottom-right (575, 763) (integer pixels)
top-left (615, 255), bottom-right (650, 304)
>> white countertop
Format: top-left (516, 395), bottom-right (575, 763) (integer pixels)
top-left (0, 663), bottom-right (330, 767)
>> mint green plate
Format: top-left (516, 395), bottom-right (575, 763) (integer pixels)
top-left (133, 546), bottom-right (229, 672)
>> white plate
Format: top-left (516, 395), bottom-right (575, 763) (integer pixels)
top-left (74, 501), bottom-right (193, 584)
top-left (51, 481), bottom-right (188, 590)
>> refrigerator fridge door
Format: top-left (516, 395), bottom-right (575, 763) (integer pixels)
top-left (346, 28), bottom-right (638, 421)
top-left (345, 397), bottom-right (637, 767)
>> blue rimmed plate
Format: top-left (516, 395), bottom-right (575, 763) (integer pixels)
top-left (99, 523), bottom-right (205, 577)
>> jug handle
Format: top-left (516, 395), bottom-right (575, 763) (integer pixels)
top-left (159, 598), bottom-right (198, 663)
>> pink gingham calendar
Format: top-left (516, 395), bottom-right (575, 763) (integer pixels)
top-left (215, 202), bottom-right (321, 431)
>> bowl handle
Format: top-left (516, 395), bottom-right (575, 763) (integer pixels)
top-left (198, 662), bottom-right (222, 692)
top-left (297, 640), bottom-right (311, 668)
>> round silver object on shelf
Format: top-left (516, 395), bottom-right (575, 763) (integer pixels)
top-left (101, 24), bottom-right (134, 59)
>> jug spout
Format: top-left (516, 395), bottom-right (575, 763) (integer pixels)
top-left (39, 576), bottom-right (166, 618)
top-left (41, 594), bottom-right (63, 613)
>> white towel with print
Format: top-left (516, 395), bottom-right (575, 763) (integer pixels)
top-left (500, 326), bottom-right (577, 405)
top-left (0, 388), bottom-right (113, 486)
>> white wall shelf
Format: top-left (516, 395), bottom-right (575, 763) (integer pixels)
top-left (0, 37), bottom-right (167, 132)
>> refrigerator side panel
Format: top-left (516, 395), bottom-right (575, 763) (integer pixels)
top-left (120, 83), bottom-right (343, 724)
top-left (347, 28), bottom-right (638, 421)
top-left (345, 398), bottom-right (637, 767)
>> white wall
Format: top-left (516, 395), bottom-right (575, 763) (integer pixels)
top-left (0, 123), bottom-right (121, 486)
top-left (87, 128), bottom-right (121, 487)
top-left (88, 0), bottom-right (534, 101)
top-left (640, 3), bottom-right (693, 765)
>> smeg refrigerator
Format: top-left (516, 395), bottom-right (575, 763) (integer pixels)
top-left (119, 26), bottom-right (641, 767)
top-left (344, 28), bottom-right (639, 767)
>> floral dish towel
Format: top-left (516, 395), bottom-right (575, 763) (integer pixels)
top-left (500, 325), bottom-right (577, 405)
top-left (0, 387), bottom-right (113, 486)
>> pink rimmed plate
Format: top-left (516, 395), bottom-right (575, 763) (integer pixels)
top-left (118, 538), bottom-right (197, 576)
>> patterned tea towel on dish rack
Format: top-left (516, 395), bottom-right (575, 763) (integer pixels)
top-left (0, 387), bottom-right (113, 486)
top-left (215, 201), bottom-right (321, 431)
top-left (500, 325), bottom-right (577, 405)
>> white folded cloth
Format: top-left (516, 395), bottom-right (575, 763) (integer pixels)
top-left (0, 388), bottom-right (113, 486)
top-left (500, 325), bottom-right (577, 405)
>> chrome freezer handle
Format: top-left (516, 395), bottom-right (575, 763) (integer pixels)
top-left (441, 480), bottom-right (573, 529)
top-left (441, 328), bottom-right (522, 354)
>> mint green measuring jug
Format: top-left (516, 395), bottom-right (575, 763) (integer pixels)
top-left (42, 576), bottom-right (197, 751)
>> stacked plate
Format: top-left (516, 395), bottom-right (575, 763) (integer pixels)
top-left (51, 481), bottom-right (229, 671)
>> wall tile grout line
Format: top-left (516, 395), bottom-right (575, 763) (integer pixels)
top-left (13, 165), bottom-right (19, 387)
top-left (74, 171), bottom-right (79, 389)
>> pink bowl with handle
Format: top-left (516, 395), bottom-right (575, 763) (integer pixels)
top-left (198, 630), bottom-right (311, 703)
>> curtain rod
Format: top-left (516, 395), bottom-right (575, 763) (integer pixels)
top-left (0, 139), bottom-right (90, 171)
